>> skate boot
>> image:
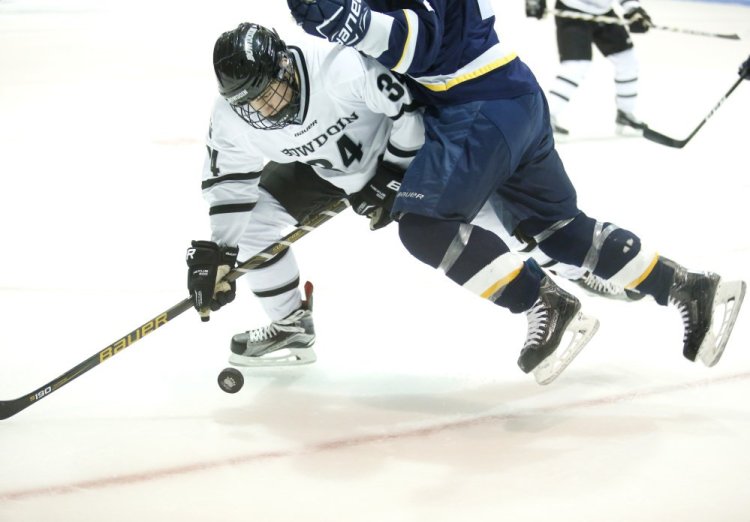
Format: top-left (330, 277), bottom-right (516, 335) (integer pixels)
top-left (229, 282), bottom-right (317, 367)
top-left (518, 276), bottom-right (600, 385)
top-left (615, 110), bottom-right (647, 135)
top-left (551, 115), bottom-right (570, 136)
top-left (668, 264), bottom-right (746, 367)
top-left (572, 271), bottom-right (645, 302)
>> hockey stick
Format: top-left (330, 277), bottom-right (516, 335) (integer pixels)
top-left (0, 197), bottom-right (350, 420)
top-left (642, 77), bottom-right (743, 148)
top-left (548, 9), bottom-right (741, 40)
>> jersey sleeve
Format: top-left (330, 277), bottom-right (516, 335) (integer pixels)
top-left (359, 57), bottom-right (424, 169)
top-left (324, 49), bottom-right (424, 171)
top-left (355, 0), bottom-right (445, 76)
top-left (202, 99), bottom-right (265, 247)
top-left (618, 0), bottom-right (642, 12)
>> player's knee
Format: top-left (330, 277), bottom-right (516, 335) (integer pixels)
top-left (398, 213), bottom-right (460, 269)
top-left (608, 48), bottom-right (639, 80)
top-left (558, 59), bottom-right (591, 84)
top-left (531, 213), bottom-right (596, 267)
top-left (532, 212), bottom-right (644, 281)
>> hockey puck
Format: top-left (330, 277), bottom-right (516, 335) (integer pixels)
top-left (217, 367), bottom-right (244, 394)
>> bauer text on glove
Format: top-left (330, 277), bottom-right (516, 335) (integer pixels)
top-left (349, 161), bottom-right (403, 231)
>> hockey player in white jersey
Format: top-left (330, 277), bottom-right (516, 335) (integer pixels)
top-left (526, 0), bottom-right (652, 135)
top-left (185, 23), bottom-right (425, 367)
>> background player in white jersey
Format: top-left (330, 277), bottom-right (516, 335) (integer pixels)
top-left (526, 0), bottom-right (652, 135)
top-left (185, 23), bottom-right (424, 366)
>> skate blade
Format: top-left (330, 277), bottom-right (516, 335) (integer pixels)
top-left (228, 347), bottom-right (317, 368)
top-left (697, 280), bottom-right (746, 367)
top-left (533, 312), bottom-right (600, 385)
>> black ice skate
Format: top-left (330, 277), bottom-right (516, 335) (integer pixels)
top-left (229, 282), bottom-right (317, 367)
top-left (518, 277), bottom-right (600, 385)
top-left (572, 271), bottom-right (645, 302)
top-left (668, 265), bottom-right (746, 367)
top-left (615, 110), bottom-right (647, 135)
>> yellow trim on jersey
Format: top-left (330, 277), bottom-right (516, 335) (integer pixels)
top-left (625, 253), bottom-right (659, 289)
top-left (419, 52), bottom-right (518, 92)
top-left (393, 9), bottom-right (413, 72)
top-left (480, 266), bottom-right (522, 299)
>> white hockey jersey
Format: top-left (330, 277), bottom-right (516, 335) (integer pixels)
top-left (557, 0), bottom-right (641, 16)
top-left (202, 38), bottom-right (424, 246)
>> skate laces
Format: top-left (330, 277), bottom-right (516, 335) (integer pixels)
top-left (246, 309), bottom-right (308, 343)
top-left (247, 323), bottom-right (280, 343)
top-left (669, 295), bottom-right (692, 344)
top-left (583, 272), bottom-right (623, 295)
top-left (524, 299), bottom-right (549, 349)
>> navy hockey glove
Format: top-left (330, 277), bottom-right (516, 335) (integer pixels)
top-left (624, 6), bottom-right (652, 33)
top-left (186, 240), bottom-right (239, 322)
top-left (288, 0), bottom-right (371, 46)
top-left (349, 161), bottom-right (403, 231)
top-left (740, 56), bottom-right (750, 80)
top-left (525, 0), bottom-right (546, 19)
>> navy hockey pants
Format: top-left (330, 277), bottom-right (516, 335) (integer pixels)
top-left (392, 90), bottom-right (580, 235)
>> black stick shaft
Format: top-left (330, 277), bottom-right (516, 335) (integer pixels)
top-left (549, 10), bottom-right (741, 39)
top-left (643, 77), bottom-right (744, 148)
top-left (0, 198), bottom-right (349, 420)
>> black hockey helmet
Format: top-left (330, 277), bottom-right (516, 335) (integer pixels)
top-left (213, 23), bottom-right (301, 130)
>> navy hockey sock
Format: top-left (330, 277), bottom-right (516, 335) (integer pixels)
top-left (494, 258), bottom-right (545, 313)
top-left (634, 258), bottom-right (676, 306)
top-left (398, 214), bottom-right (508, 277)
top-left (398, 213), bottom-right (541, 312)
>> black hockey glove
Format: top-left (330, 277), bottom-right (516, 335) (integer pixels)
top-left (349, 162), bottom-right (403, 231)
top-left (624, 6), bottom-right (652, 33)
top-left (186, 240), bottom-right (239, 322)
top-left (288, 0), bottom-right (371, 46)
top-left (525, 0), bottom-right (546, 19)
top-left (739, 56), bottom-right (750, 80)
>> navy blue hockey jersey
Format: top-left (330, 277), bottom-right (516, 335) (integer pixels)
top-left (356, 0), bottom-right (540, 105)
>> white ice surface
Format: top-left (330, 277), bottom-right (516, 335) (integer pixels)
top-left (0, 1), bottom-right (749, 521)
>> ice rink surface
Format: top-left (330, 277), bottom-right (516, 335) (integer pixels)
top-left (0, 0), bottom-right (749, 520)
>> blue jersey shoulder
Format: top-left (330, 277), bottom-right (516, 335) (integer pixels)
top-left (367, 0), bottom-right (538, 103)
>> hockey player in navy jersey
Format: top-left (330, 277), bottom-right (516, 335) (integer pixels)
top-left (288, 0), bottom-right (746, 384)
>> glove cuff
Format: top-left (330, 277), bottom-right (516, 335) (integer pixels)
top-left (220, 246), bottom-right (239, 267)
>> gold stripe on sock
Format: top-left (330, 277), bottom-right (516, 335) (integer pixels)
top-left (625, 253), bottom-right (659, 290)
top-left (480, 266), bottom-right (523, 299)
